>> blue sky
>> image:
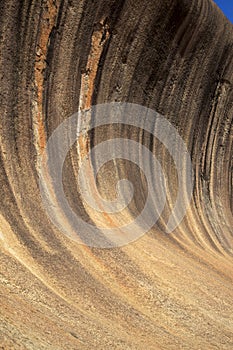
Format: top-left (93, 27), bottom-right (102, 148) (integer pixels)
top-left (213, 0), bottom-right (233, 23)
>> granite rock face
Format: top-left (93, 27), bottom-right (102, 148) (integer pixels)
top-left (0, 0), bottom-right (232, 349)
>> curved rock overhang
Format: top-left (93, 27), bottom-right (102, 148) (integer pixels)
top-left (0, 0), bottom-right (232, 348)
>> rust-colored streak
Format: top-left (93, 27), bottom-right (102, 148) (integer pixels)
top-left (77, 22), bottom-right (131, 230)
top-left (34, 0), bottom-right (59, 153)
top-left (77, 20), bottom-right (110, 161)
top-left (79, 21), bottom-right (110, 111)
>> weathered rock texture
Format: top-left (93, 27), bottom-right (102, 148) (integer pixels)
top-left (0, 0), bottom-right (232, 349)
